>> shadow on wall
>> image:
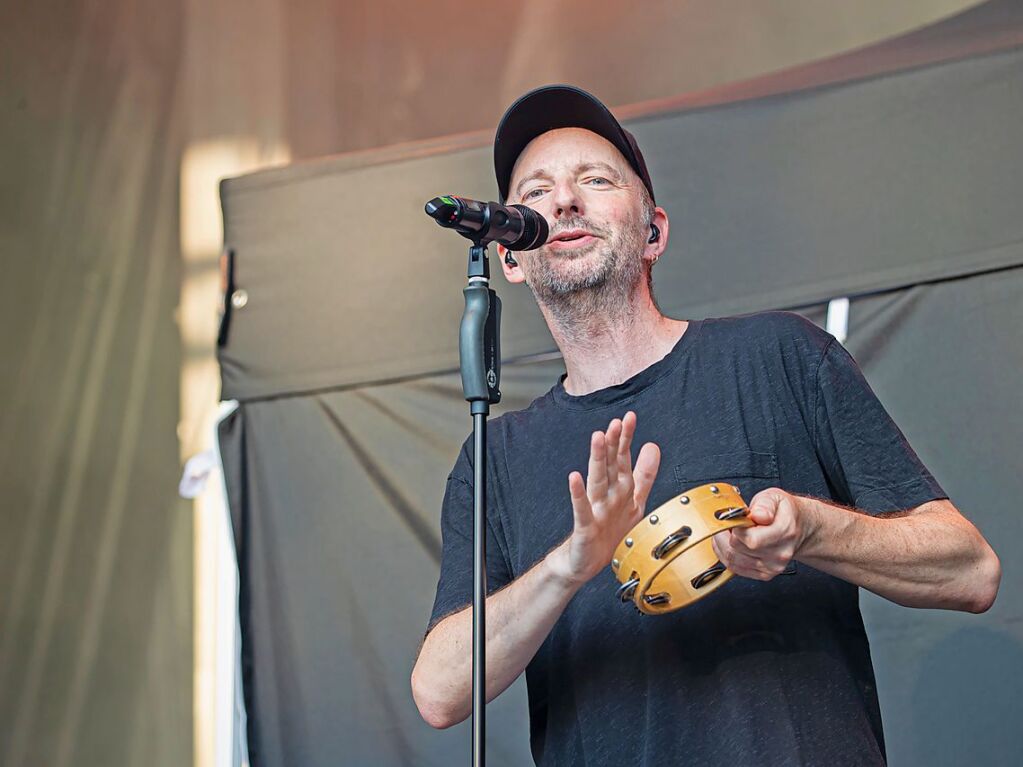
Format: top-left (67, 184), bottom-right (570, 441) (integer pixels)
top-left (908, 627), bottom-right (1022, 765)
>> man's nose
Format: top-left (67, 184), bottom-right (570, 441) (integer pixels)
top-left (550, 182), bottom-right (583, 219)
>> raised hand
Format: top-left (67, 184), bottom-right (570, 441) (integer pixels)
top-left (547, 411), bottom-right (661, 587)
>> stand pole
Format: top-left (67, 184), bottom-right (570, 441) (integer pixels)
top-left (459, 244), bottom-right (502, 767)
top-left (472, 412), bottom-right (487, 767)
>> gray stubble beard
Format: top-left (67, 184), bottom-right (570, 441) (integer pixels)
top-left (524, 214), bottom-right (647, 331)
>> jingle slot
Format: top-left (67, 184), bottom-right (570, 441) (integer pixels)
top-left (714, 506), bottom-right (748, 521)
top-left (617, 574), bottom-right (640, 603)
top-left (651, 526), bottom-right (693, 560)
top-left (643, 593), bottom-right (671, 606)
top-left (691, 561), bottom-right (728, 589)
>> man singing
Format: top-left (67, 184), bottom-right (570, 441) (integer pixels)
top-left (411, 85), bottom-right (1000, 766)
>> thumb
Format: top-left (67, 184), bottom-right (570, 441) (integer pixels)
top-left (747, 489), bottom-right (781, 525)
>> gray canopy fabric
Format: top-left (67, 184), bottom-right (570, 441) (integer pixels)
top-left (841, 268), bottom-right (1023, 767)
top-left (218, 40), bottom-right (1023, 403)
top-left (217, 29), bottom-right (1023, 767)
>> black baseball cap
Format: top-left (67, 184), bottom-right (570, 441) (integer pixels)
top-left (494, 84), bottom-right (655, 204)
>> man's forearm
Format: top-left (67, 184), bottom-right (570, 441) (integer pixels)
top-left (411, 540), bottom-right (581, 729)
top-left (414, 413), bottom-right (661, 729)
top-left (795, 497), bottom-right (1000, 612)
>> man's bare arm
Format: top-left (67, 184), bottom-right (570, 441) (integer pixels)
top-left (713, 490), bottom-right (1001, 613)
top-left (411, 411), bottom-right (659, 729)
top-left (797, 495), bottom-right (999, 611)
top-left (411, 539), bottom-right (580, 729)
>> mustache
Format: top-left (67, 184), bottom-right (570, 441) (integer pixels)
top-left (547, 217), bottom-right (605, 240)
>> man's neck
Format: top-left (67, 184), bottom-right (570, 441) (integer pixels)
top-left (538, 288), bottom-right (689, 397)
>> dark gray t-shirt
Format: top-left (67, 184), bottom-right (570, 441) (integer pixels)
top-left (428, 312), bottom-right (946, 767)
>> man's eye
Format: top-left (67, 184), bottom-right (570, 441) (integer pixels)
top-left (586, 177), bottom-right (610, 186)
top-left (524, 188), bottom-right (546, 200)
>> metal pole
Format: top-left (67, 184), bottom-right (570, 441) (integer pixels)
top-left (472, 412), bottom-right (487, 767)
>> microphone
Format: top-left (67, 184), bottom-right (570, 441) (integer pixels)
top-left (425, 196), bottom-right (548, 250)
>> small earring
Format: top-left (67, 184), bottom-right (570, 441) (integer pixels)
top-left (504, 253), bottom-right (518, 267)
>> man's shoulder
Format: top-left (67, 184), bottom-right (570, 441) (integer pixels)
top-left (451, 387), bottom-right (557, 460)
top-left (703, 310), bottom-right (834, 355)
top-left (489, 387), bottom-right (558, 434)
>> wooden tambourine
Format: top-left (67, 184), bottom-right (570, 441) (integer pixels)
top-left (611, 483), bottom-right (753, 615)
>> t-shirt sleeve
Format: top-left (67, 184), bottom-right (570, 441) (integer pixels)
top-left (813, 337), bottom-right (947, 514)
top-left (427, 440), bottom-right (514, 632)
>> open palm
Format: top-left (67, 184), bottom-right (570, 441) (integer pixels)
top-left (550, 411), bottom-right (661, 586)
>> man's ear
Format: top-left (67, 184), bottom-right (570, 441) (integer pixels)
top-left (645, 207), bottom-right (670, 264)
top-left (497, 243), bottom-right (527, 284)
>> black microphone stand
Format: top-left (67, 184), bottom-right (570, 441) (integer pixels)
top-left (459, 241), bottom-right (502, 767)
top-left (426, 195), bottom-right (544, 766)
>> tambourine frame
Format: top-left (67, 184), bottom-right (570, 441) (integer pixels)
top-left (610, 483), bottom-right (753, 615)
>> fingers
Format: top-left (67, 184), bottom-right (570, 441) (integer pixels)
top-left (617, 411), bottom-right (636, 476)
top-left (731, 489), bottom-right (793, 554)
top-left (604, 418), bottom-right (622, 486)
top-left (632, 441), bottom-right (661, 513)
top-left (731, 523), bottom-right (780, 552)
top-left (568, 471), bottom-right (594, 529)
top-left (710, 530), bottom-right (728, 561)
top-left (747, 491), bottom-right (781, 526)
top-left (579, 413), bottom-right (651, 523)
top-left (730, 525), bottom-right (794, 564)
top-left (586, 431), bottom-right (608, 499)
top-left (712, 531), bottom-right (776, 581)
top-left (716, 526), bottom-right (793, 580)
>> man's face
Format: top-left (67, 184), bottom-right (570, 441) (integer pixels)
top-left (506, 127), bottom-right (650, 304)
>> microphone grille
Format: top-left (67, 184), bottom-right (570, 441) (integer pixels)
top-left (510, 205), bottom-right (549, 250)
